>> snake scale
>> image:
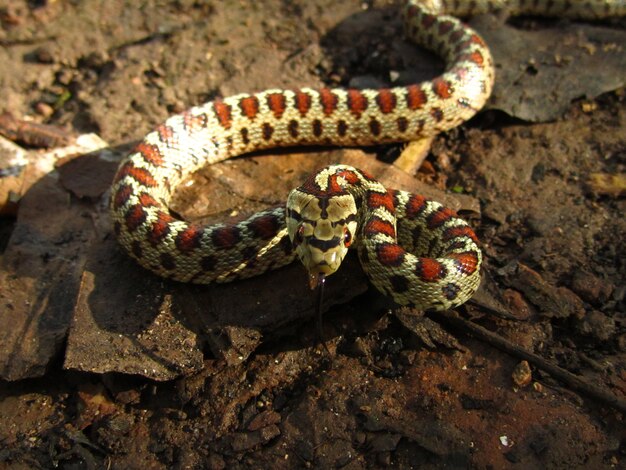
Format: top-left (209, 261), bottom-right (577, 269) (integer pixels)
top-left (110, 0), bottom-right (624, 310)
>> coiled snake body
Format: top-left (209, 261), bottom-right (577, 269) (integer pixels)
top-left (110, 0), bottom-right (623, 310)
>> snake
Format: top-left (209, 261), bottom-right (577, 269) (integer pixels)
top-left (109, 0), bottom-right (624, 311)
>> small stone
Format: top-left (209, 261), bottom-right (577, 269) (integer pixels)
top-left (575, 310), bottom-right (616, 342)
top-left (34, 102), bottom-right (54, 118)
top-left (33, 46), bottom-right (55, 63)
top-left (512, 360), bottom-right (532, 388)
top-left (503, 289), bottom-right (532, 320)
top-left (570, 271), bottom-right (613, 305)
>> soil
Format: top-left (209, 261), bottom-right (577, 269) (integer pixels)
top-left (0, 1), bottom-right (625, 469)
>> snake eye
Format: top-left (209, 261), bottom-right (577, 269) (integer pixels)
top-left (343, 227), bottom-right (353, 248)
top-left (293, 224), bottom-right (305, 247)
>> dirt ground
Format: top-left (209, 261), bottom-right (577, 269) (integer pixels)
top-left (0, 0), bottom-right (625, 469)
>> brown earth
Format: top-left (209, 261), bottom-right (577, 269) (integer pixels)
top-left (0, 1), bottom-right (625, 469)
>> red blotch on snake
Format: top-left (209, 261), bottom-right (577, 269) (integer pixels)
top-left (136, 142), bottom-right (164, 166)
top-left (113, 185), bottom-right (133, 210)
top-left (367, 190), bottom-right (395, 212)
top-left (294, 91), bottom-right (312, 116)
top-left (364, 217), bottom-right (396, 239)
top-left (449, 251), bottom-right (479, 275)
top-left (427, 206), bottom-right (457, 228)
top-left (114, 162), bottom-right (158, 187)
top-left (213, 100), bottom-right (233, 129)
top-left (248, 215), bottom-right (281, 240)
top-left (176, 225), bottom-right (204, 253)
top-left (432, 78), bottom-right (453, 99)
top-left (376, 89), bottom-right (397, 114)
top-left (183, 111), bottom-right (208, 131)
top-left (443, 225), bottom-right (479, 243)
top-left (405, 194), bottom-right (428, 219)
top-left (319, 88), bottom-right (339, 116)
top-left (156, 124), bottom-right (175, 144)
top-left (347, 89), bottom-right (368, 118)
top-left (406, 85), bottom-right (427, 110)
top-left (376, 243), bottom-right (405, 266)
top-left (211, 226), bottom-right (242, 249)
top-left (148, 212), bottom-right (174, 246)
top-left (239, 96), bottom-right (260, 120)
top-left (266, 93), bottom-right (287, 119)
top-left (125, 205), bottom-right (147, 232)
top-left (138, 192), bottom-right (159, 208)
top-left (415, 258), bottom-right (447, 282)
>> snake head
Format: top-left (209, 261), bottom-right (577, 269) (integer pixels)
top-left (286, 188), bottom-right (358, 289)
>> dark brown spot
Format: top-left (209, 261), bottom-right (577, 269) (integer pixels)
top-left (248, 215), bottom-right (281, 240)
top-left (396, 117), bottom-right (408, 133)
top-left (438, 20), bottom-right (455, 35)
top-left (241, 127), bottom-right (249, 145)
top-left (390, 275), bottom-right (409, 293)
top-left (442, 282), bottom-right (461, 300)
top-left (449, 29), bottom-right (465, 43)
top-left (430, 108), bottom-right (444, 122)
top-left (337, 120), bottom-right (348, 137)
top-left (312, 119), bottom-right (323, 137)
top-left (201, 255), bottom-right (217, 272)
top-left (420, 13), bottom-right (436, 28)
top-left (131, 240), bottom-right (143, 259)
top-left (212, 226), bottom-right (241, 249)
top-left (369, 119), bottom-right (381, 136)
top-left (279, 235), bottom-right (293, 254)
top-left (262, 123), bottom-right (274, 140)
top-left (160, 252), bottom-right (176, 270)
top-left (288, 120), bottom-right (299, 138)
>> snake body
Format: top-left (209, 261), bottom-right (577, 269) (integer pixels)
top-left (110, 0), bottom-right (623, 310)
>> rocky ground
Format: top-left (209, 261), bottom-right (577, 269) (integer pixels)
top-left (0, 1), bottom-right (624, 468)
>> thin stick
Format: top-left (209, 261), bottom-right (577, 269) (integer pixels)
top-left (438, 311), bottom-right (626, 414)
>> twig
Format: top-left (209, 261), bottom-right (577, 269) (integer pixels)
top-left (438, 311), bottom-right (626, 414)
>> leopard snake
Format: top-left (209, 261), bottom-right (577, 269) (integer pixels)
top-left (110, 0), bottom-right (624, 310)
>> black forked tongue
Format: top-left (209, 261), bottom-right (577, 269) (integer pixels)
top-left (312, 274), bottom-right (331, 357)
